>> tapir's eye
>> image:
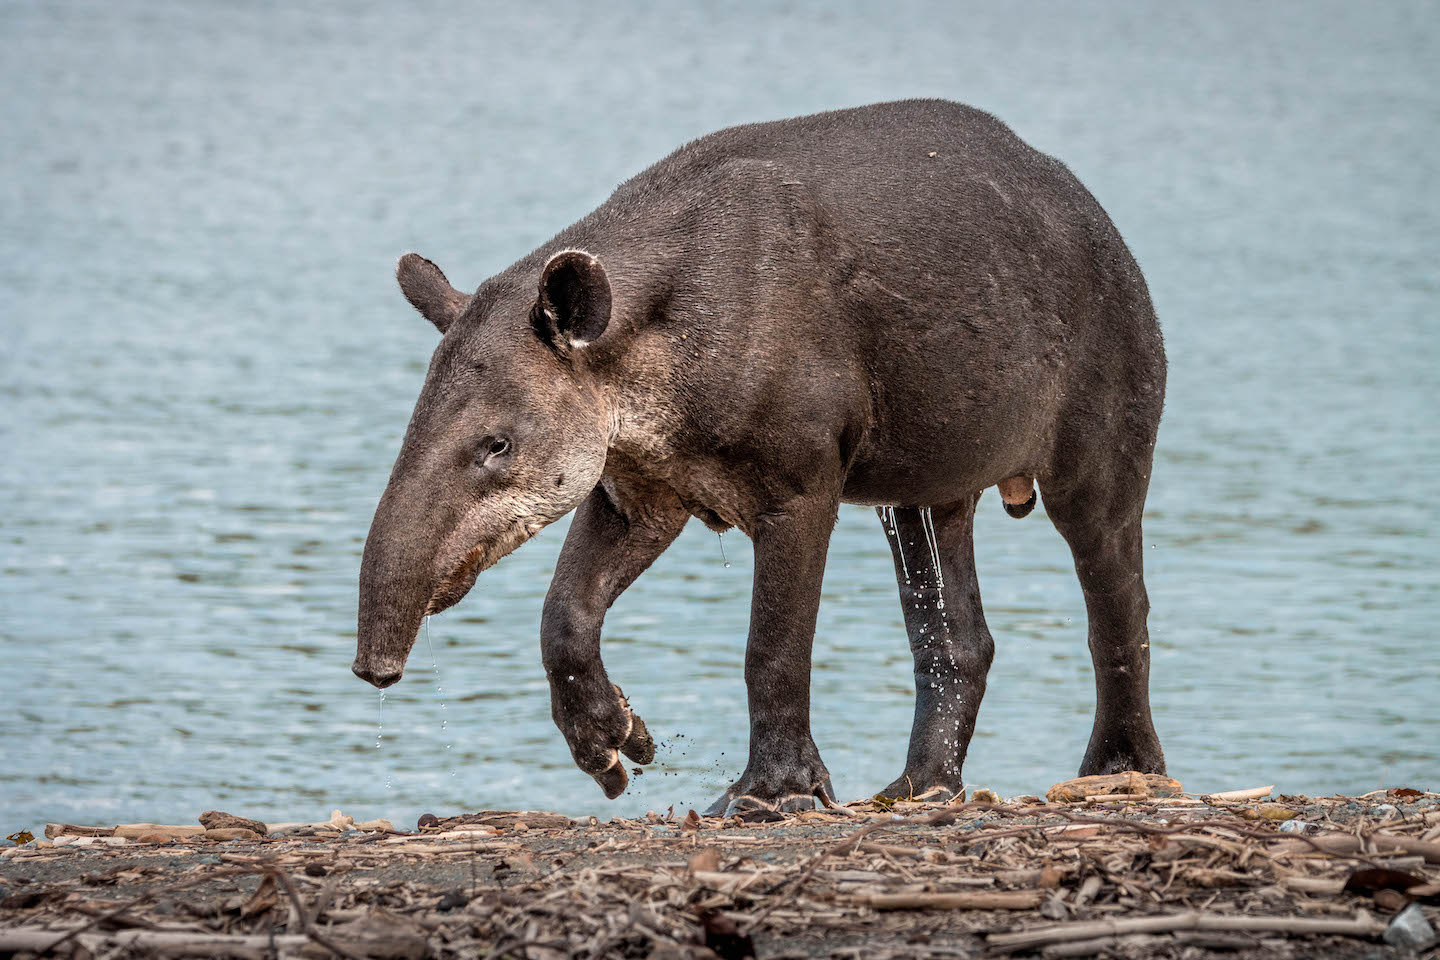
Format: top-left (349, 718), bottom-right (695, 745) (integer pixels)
top-left (478, 435), bottom-right (511, 465)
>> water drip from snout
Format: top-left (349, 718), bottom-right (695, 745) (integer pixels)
top-left (423, 618), bottom-right (457, 780)
top-left (717, 532), bottom-right (731, 569)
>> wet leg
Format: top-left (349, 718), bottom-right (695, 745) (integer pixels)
top-left (877, 496), bottom-right (994, 800)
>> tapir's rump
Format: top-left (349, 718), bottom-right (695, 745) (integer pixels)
top-left (357, 100), bottom-right (1166, 814)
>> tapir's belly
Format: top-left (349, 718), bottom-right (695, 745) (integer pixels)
top-left (839, 360), bottom-right (1061, 508)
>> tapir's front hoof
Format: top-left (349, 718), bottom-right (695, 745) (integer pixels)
top-left (555, 679), bottom-right (655, 799)
top-left (587, 709), bottom-right (654, 798)
top-left (703, 758), bottom-right (834, 817)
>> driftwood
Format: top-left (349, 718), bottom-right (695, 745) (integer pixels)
top-left (1207, 785), bottom-right (1277, 802)
top-left (986, 909), bottom-right (1388, 951)
top-left (114, 825), bottom-right (206, 839)
top-left (44, 824), bottom-right (117, 838)
top-left (1275, 833), bottom-right (1440, 864)
top-left (865, 890), bottom-right (1047, 910)
top-left (0, 927), bottom-right (425, 959)
top-left (1045, 771), bottom-right (1183, 803)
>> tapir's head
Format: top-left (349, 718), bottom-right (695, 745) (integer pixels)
top-left (352, 250), bottom-right (614, 688)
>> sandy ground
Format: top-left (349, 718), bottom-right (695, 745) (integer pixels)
top-left (2, 787), bottom-right (1438, 958)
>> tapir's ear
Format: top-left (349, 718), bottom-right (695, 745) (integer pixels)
top-left (396, 253), bottom-right (468, 333)
top-left (537, 250), bottom-right (611, 350)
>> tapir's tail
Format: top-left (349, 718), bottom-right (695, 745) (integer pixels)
top-left (998, 476), bottom-right (1036, 519)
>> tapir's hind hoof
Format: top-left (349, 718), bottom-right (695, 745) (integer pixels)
top-left (1003, 491), bottom-right (1037, 519)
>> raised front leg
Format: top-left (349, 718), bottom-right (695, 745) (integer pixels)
top-left (877, 496), bottom-right (994, 800)
top-left (705, 498), bottom-right (838, 816)
top-left (541, 480), bottom-right (689, 798)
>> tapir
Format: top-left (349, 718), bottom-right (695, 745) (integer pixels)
top-left (352, 99), bottom-right (1167, 815)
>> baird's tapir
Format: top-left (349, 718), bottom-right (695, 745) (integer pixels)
top-left (352, 99), bottom-right (1167, 815)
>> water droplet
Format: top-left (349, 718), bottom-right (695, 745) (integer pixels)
top-left (424, 618), bottom-right (457, 782)
top-left (717, 532), bottom-right (732, 568)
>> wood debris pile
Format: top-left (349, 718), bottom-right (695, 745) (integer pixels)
top-left (1, 780), bottom-right (1437, 958)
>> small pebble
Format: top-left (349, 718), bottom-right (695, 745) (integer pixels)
top-left (1384, 903), bottom-right (1438, 950)
top-left (436, 889), bottom-right (469, 911)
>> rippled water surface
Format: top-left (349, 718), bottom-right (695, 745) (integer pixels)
top-left (3, 1), bottom-right (1436, 830)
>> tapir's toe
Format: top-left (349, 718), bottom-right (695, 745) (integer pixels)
top-left (592, 755), bottom-right (629, 799)
top-left (703, 758), bottom-right (833, 817)
top-left (619, 711), bottom-right (655, 764)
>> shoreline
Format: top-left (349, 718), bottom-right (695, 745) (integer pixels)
top-left (3, 786), bottom-right (1437, 958)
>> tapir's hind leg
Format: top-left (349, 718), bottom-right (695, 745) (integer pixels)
top-left (876, 495), bottom-right (993, 800)
top-left (1042, 452), bottom-right (1166, 777)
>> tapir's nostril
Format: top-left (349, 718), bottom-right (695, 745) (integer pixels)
top-left (352, 661), bottom-right (402, 689)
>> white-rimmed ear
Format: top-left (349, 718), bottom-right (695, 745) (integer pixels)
top-left (396, 253), bottom-right (468, 333)
top-left (537, 250), bottom-right (611, 349)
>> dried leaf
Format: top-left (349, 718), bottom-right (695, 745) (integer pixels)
top-left (240, 874), bottom-right (278, 918)
top-left (681, 809), bottom-right (702, 833)
top-left (6, 831), bottom-right (33, 846)
top-left (1257, 803), bottom-right (1298, 820)
top-left (688, 847), bottom-right (721, 874)
top-left (1344, 868), bottom-right (1427, 895)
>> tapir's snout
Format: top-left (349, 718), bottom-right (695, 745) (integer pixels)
top-left (351, 659), bottom-right (403, 689)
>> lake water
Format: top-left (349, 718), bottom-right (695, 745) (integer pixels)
top-left (2, 0), bottom-right (1436, 833)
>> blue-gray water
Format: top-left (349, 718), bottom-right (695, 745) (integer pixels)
top-left (2, 1), bottom-right (1436, 833)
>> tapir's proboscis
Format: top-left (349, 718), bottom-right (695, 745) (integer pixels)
top-left (353, 100), bottom-right (1167, 815)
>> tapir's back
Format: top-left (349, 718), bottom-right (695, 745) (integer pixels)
top-left (616, 100), bottom-right (1159, 499)
top-left (614, 98), bottom-right (1152, 355)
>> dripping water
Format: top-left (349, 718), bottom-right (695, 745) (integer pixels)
top-left (717, 532), bottom-right (731, 569)
top-left (422, 617), bottom-right (457, 780)
top-left (883, 506), bottom-right (909, 583)
top-left (919, 507), bottom-right (945, 601)
top-left (375, 689), bottom-right (392, 790)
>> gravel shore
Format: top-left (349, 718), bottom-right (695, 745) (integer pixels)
top-left (3, 788), bottom-right (1437, 958)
